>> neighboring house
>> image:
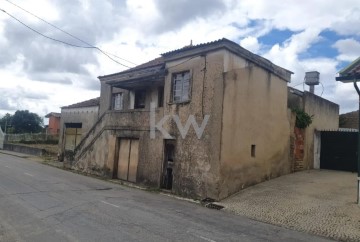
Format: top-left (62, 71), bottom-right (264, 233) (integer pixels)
top-left (339, 110), bottom-right (358, 129)
top-left (45, 112), bottom-right (61, 135)
top-left (59, 97), bottom-right (99, 159)
top-left (67, 38), bottom-right (294, 200)
top-left (0, 126), bottom-right (4, 149)
top-left (288, 87), bottom-right (339, 171)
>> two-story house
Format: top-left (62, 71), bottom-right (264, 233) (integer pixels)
top-left (65, 38), bottom-right (293, 200)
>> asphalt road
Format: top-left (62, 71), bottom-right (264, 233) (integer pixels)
top-left (0, 153), bottom-right (331, 242)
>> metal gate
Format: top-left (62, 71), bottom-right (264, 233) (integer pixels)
top-left (320, 131), bottom-right (357, 172)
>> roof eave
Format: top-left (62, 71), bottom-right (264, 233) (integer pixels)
top-left (339, 57), bottom-right (360, 75)
top-left (336, 74), bottom-right (360, 82)
top-left (163, 43), bottom-right (293, 82)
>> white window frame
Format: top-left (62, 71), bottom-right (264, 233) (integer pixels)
top-left (113, 93), bottom-right (123, 111)
top-left (172, 71), bottom-right (191, 103)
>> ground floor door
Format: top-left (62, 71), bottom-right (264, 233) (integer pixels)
top-left (117, 139), bottom-right (139, 182)
top-left (320, 131), bottom-right (357, 172)
top-left (161, 141), bottom-right (175, 189)
top-left (64, 123), bottom-right (82, 151)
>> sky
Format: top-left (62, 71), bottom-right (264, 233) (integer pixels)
top-left (0, 0), bottom-right (359, 120)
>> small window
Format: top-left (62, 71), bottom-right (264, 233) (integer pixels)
top-left (135, 90), bottom-right (146, 109)
top-left (158, 86), bottom-right (164, 108)
top-left (112, 93), bottom-right (123, 110)
top-left (172, 71), bottom-right (191, 103)
top-left (251, 145), bottom-right (256, 157)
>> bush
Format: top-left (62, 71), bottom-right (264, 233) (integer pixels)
top-left (292, 108), bottom-right (313, 129)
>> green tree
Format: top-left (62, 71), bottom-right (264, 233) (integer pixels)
top-left (10, 110), bottom-right (43, 133)
top-left (0, 113), bottom-right (13, 133)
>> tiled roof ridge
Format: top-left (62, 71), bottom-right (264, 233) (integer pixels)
top-left (98, 57), bottom-right (165, 79)
top-left (161, 38), bottom-right (227, 56)
top-left (99, 38), bottom-right (292, 81)
top-left (61, 97), bottom-right (100, 109)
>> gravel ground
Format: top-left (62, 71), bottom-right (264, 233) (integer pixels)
top-left (219, 170), bottom-right (360, 242)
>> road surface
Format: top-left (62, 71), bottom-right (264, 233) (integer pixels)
top-left (0, 153), bottom-right (330, 242)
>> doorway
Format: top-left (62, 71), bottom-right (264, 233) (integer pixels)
top-left (64, 123), bottom-right (82, 151)
top-left (116, 138), bottom-right (139, 182)
top-left (161, 141), bottom-right (175, 189)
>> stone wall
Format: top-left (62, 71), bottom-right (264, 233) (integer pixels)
top-left (340, 110), bottom-right (358, 129)
top-left (288, 88), bottom-right (339, 171)
top-left (303, 92), bottom-right (339, 169)
top-left (3, 143), bottom-right (45, 156)
top-left (162, 50), bottom-right (225, 199)
top-left (6, 133), bottom-right (59, 143)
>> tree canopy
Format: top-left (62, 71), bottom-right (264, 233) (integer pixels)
top-left (0, 110), bottom-right (43, 134)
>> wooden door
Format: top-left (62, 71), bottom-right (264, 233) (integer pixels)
top-left (117, 139), bottom-right (139, 182)
top-left (117, 139), bottom-right (131, 180)
top-left (128, 139), bottom-right (139, 182)
top-left (64, 127), bottom-right (82, 151)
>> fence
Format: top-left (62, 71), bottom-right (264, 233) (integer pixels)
top-left (5, 133), bottom-right (59, 144)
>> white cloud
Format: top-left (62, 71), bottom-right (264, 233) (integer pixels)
top-left (0, 0), bottom-right (359, 116)
top-left (331, 8), bottom-right (360, 36)
top-left (333, 38), bottom-right (360, 62)
top-left (240, 36), bottom-right (260, 53)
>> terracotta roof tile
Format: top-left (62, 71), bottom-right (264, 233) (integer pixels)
top-left (45, 112), bottom-right (61, 118)
top-left (61, 97), bottom-right (100, 109)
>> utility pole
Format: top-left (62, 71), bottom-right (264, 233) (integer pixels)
top-left (336, 56), bottom-right (360, 205)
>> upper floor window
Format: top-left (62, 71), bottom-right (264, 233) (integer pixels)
top-left (112, 93), bottom-right (123, 110)
top-left (158, 86), bottom-right (164, 108)
top-left (172, 71), bottom-right (191, 103)
top-left (134, 89), bottom-right (146, 109)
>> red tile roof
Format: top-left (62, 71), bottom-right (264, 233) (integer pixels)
top-left (45, 112), bottom-right (61, 118)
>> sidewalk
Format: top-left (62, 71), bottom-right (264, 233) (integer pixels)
top-left (219, 170), bottom-right (360, 242)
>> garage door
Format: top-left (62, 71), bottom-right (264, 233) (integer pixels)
top-left (117, 139), bottom-right (139, 182)
top-left (320, 131), bottom-right (357, 172)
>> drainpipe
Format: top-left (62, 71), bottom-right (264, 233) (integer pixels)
top-left (353, 81), bottom-right (360, 205)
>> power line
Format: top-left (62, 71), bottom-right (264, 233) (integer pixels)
top-left (0, 9), bottom-right (95, 48)
top-left (167, 56), bottom-right (198, 69)
top-left (102, 50), bottom-right (138, 66)
top-left (319, 82), bottom-right (325, 96)
top-left (290, 81), bottom-right (305, 88)
top-left (1, 5), bottom-right (134, 68)
top-left (5, 0), bottom-right (137, 66)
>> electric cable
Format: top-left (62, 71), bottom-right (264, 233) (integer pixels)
top-left (0, 6), bottom-right (133, 68)
top-left (319, 82), bottom-right (325, 96)
top-left (290, 81), bottom-right (305, 88)
top-left (5, 0), bottom-right (137, 65)
top-left (167, 56), bottom-right (198, 69)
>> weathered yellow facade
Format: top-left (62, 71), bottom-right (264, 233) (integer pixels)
top-left (219, 52), bottom-right (291, 199)
top-left (64, 39), bottom-right (298, 200)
